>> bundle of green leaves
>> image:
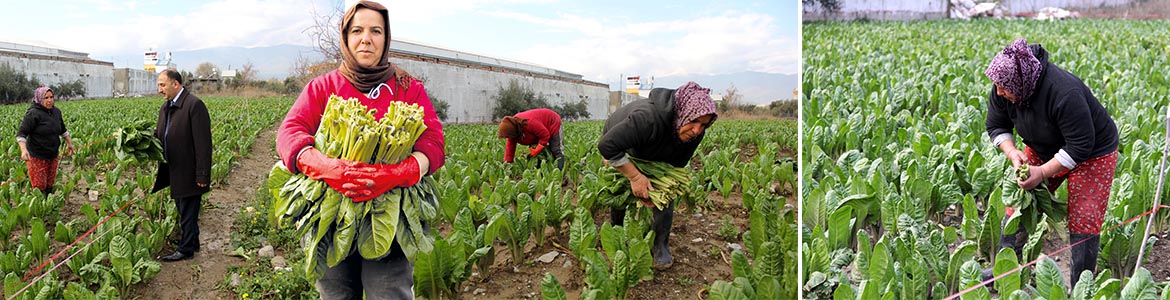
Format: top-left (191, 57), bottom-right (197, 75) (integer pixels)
top-left (113, 119), bottom-right (165, 164)
top-left (268, 95), bottom-right (440, 279)
top-left (1002, 165), bottom-right (1067, 237)
top-left (591, 157), bottom-right (691, 210)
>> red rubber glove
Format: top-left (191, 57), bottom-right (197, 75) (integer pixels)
top-left (354, 155), bottom-right (423, 202)
top-left (296, 147), bottom-right (378, 199)
top-left (528, 144), bottom-right (546, 158)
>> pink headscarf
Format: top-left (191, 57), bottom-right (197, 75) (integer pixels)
top-left (673, 82), bottom-right (717, 132)
top-left (985, 38), bottom-right (1042, 103)
top-left (32, 86), bottom-right (52, 107)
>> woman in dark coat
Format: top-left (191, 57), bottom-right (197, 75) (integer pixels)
top-left (597, 81), bottom-right (716, 270)
top-left (984, 38), bottom-right (1119, 285)
top-left (17, 86), bottom-right (74, 195)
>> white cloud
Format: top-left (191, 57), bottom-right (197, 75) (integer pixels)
top-left (504, 10), bottom-right (797, 82)
top-left (377, 0), bottom-right (556, 23)
top-left (50, 0), bottom-right (321, 59)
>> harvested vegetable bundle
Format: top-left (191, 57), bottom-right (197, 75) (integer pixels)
top-left (113, 119), bottom-right (165, 164)
top-left (268, 95), bottom-right (439, 279)
top-left (1002, 165), bottom-right (1067, 234)
top-left (592, 157), bottom-right (691, 210)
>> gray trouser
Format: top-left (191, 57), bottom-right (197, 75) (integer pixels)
top-left (316, 243), bottom-right (414, 300)
top-left (548, 128), bottom-right (565, 169)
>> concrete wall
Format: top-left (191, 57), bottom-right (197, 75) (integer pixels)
top-left (608, 91), bottom-right (645, 115)
top-left (390, 54), bottom-right (609, 124)
top-left (0, 52), bottom-right (114, 99)
top-left (114, 68), bottom-right (156, 97)
top-left (805, 0), bottom-right (949, 20)
top-left (805, 0), bottom-right (1131, 20)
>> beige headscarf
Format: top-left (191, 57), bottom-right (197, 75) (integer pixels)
top-left (339, 0), bottom-right (413, 93)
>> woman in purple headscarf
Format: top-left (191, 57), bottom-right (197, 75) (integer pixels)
top-left (17, 86), bottom-right (75, 195)
top-left (984, 38), bottom-right (1118, 285)
top-left (597, 81), bottom-right (717, 270)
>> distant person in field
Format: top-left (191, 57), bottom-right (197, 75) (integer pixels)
top-left (497, 108), bottom-right (565, 169)
top-left (16, 86), bottom-right (75, 195)
top-left (151, 69), bottom-right (213, 262)
top-left (275, 1), bottom-right (445, 298)
top-left (984, 38), bottom-right (1118, 285)
top-left (598, 81), bottom-right (717, 270)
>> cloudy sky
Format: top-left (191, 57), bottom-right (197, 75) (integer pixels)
top-left (0, 0), bottom-right (797, 85)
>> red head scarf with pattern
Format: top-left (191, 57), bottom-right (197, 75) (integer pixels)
top-left (985, 38), bottom-right (1042, 103)
top-left (672, 82), bottom-right (717, 132)
top-left (32, 86), bottom-right (52, 108)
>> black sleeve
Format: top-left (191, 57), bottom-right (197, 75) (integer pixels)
top-left (191, 100), bottom-right (213, 184)
top-left (57, 109), bottom-right (67, 136)
top-left (1053, 89), bottom-right (1096, 163)
top-left (17, 110), bottom-right (36, 139)
top-left (598, 110), bottom-right (652, 162)
top-left (985, 85), bottom-right (1014, 142)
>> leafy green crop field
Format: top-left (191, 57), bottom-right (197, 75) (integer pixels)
top-left (0, 97), bottom-right (289, 299)
top-left (804, 19), bottom-right (1170, 299)
top-left (1, 96), bottom-right (795, 299)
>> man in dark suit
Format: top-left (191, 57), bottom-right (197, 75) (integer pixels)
top-left (152, 69), bottom-right (212, 262)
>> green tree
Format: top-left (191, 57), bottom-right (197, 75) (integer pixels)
top-left (492, 79), bottom-right (549, 120)
top-left (552, 99), bottom-right (590, 121)
top-left (51, 80), bottom-right (86, 100)
top-left (0, 63), bottom-right (42, 104)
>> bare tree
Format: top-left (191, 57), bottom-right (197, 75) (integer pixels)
top-left (723, 84), bottom-right (742, 111)
top-left (195, 62), bottom-right (218, 79)
top-left (239, 62), bottom-right (257, 82)
top-left (306, 0), bottom-right (346, 62)
top-left (289, 54), bottom-right (339, 88)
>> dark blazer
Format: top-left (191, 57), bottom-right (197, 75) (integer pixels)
top-left (598, 88), bottom-right (704, 168)
top-left (152, 89), bottom-right (213, 198)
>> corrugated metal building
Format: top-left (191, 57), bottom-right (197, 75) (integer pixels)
top-left (388, 39), bottom-right (611, 123)
top-left (0, 40), bottom-right (114, 98)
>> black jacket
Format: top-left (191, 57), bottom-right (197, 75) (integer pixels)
top-left (985, 44), bottom-right (1118, 163)
top-left (17, 104), bottom-right (68, 160)
top-left (599, 88), bottom-right (703, 168)
top-left (152, 89), bottom-right (213, 198)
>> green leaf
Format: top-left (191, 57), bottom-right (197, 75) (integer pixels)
top-left (1035, 257), bottom-right (1066, 300)
top-left (858, 279), bottom-right (881, 300)
top-left (709, 280), bottom-right (751, 300)
top-left (63, 282), bottom-right (96, 300)
top-left (1070, 270), bottom-right (1094, 300)
top-left (958, 259), bottom-right (990, 300)
top-left (1120, 268), bottom-right (1157, 300)
top-left (868, 239), bottom-right (892, 288)
top-left (109, 235), bottom-right (133, 287)
top-left (569, 208), bottom-right (597, 255)
top-left (993, 248), bottom-right (1020, 295)
top-left (541, 273), bottom-right (567, 300)
top-left (1096, 278), bottom-right (1121, 299)
top-left (358, 190), bottom-right (401, 260)
top-left (599, 222), bottom-right (623, 261)
top-left (412, 239), bottom-right (451, 300)
top-left (828, 205), bottom-right (854, 250)
top-left (947, 241), bottom-right (977, 292)
top-left (833, 282), bottom-right (855, 300)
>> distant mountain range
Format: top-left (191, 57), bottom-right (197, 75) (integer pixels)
top-left (104, 45), bottom-right (797, 104)
top-left (107, 44), bottom-right (325, 80)
top-left (649, 72), bottom-right (797, 105)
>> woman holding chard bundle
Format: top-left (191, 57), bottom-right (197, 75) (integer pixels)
top-left (275, 1), bottom-right (444, 298)
top-left (597, 81), bottom-right (717, 270)
top-left (984, 38), bottom-right (1118, 286)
